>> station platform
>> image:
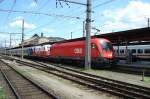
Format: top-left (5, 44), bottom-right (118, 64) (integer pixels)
top-left (117, 60), bottom-right (150, 69)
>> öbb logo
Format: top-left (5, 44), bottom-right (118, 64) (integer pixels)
top-left (74, 48), bottom-right (82, 54)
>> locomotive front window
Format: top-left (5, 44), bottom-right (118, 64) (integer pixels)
top-left (100, 40), bottom-right (113, 51)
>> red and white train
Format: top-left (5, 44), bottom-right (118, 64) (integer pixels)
top-left (2, 38), bottom-right (116, 66)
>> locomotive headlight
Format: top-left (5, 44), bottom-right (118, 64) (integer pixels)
top-left (108, 54), bottom-right (112, 57)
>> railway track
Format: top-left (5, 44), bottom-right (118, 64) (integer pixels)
top-left (5, 57), bottom-right (150, 99)
top-left (0, 68), bottom-right (16, 99)
top-left (29, 56), bottom-right (150, 76)
top-left (0, 59), bottom-right (57, 99)
top-left (3, 55), bottom-right (150, 76)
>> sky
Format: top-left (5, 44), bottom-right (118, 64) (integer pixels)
top-left (0, 0), bottom-right (150, 47)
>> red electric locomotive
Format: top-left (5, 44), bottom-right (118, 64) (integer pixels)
top-left (50, 38), bottom-right (115, 65)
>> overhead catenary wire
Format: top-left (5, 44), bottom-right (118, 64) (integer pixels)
top-left (0, 9), bottom-right (82, 20)
top-left (66, 0), bottom-right (117, 16)
top-left (26, 7), bottom-right (82, 33)
top-left (3, 0), bottom-right (16, 31)
top-left (0, 0), bottom-right (118, 40)
top-left (31, 0), bottom-right (53, 25)
top-left (27, 2), bottom-right (82, 33)
top-left (53, 0), bottom-right (87, 37)
top-left (27, 17), bottom-right (82, 36)
top-left (56, 0), bottom-right (118, 35)
top-left (29, 3), bottom-right (77, 35)
top-left (4, 0), bottom-right (16, 18)
top-left (53, 0), bottom-right (89, 28)
top-left (58, 0), bottom-right (86, 6)
top-left (27, 19), bottom-right (56, 33)
top-left (0, 32), bottom-right (21, 34)
top-left (51, 6), bottom-right (85, 29)
top-left (26, 0), bottom-right (115, 36)
top-left (27, 11), bottom-right (83, 33)
top-left (0, 6), bottom-right (83, 36)
top-left (93, 0), bottom-right (116, 9)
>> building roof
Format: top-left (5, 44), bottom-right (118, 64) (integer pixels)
top-left (21, 33), bottom-right (65, 46)
top-left (95, 27), bottom-right (150, 44)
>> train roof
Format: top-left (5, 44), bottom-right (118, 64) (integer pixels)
top-left (8, 37), bottom-right (105, 50)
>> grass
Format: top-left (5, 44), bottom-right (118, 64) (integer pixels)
top-left (0, 87), bottom-right (6, 99)
top-left (144, 77), bottom-right (150, 83)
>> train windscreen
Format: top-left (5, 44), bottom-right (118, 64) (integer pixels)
top-left (100, 40), bottom-right (113, 51)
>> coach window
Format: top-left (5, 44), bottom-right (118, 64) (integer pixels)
top-left (47, 47), bottom-right (50, 51)
top-left (120, 49), bottom-right (124, 53)
top-left (131, 49), bottom-right (136, 53)
top-left (145, 49), bottom-right (150, 53)
top-left (116, 50), bottom-right (118, 53)
top-left (138, 49), bottom-right (143, 53)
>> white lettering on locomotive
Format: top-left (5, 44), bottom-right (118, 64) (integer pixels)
top-left (74, 48), bottom-right (82, 54)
